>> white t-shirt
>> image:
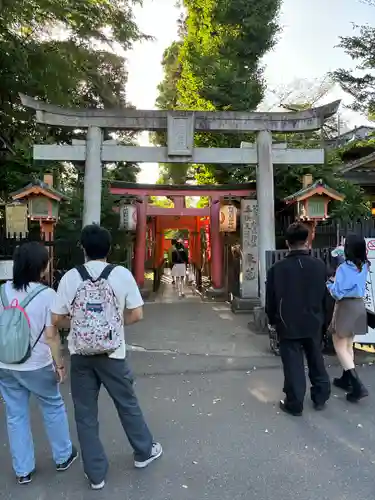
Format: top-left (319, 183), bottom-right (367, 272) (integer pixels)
top-left (0, 282), bottom-right (55, 371)
top-left (51, 261), bottom-right (144, 359)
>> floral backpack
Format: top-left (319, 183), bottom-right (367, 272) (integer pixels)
top-left (70, 265), bottom-right (123, 355)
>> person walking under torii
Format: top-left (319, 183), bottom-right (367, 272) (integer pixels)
top-left (171, 239), bottom-right (189, 298)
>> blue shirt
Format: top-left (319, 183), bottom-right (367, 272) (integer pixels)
top-left (327, 261), bottom-right (368, 301)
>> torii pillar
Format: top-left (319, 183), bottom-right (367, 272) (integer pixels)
top-left (210, 197), bottom-right (223, 290)
top-left (134, 199), bottom-right (147, 287)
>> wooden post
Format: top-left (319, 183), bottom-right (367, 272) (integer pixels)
top-left (40, 220), bottom-right (55, 286)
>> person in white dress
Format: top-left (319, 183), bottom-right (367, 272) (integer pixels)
top-left (171, 241), bottom-right (188, 297)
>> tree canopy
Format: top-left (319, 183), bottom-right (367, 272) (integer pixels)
top-left (0, 0), bottom-right (143, 234)
top-left (332, 5), bottom-right (375, 118)
top-left (155, 0), bottom-right (281, 184)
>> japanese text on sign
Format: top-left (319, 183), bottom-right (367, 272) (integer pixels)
top-left (241, 199), bottom-right (258, 299)
top-left (355, 239), bottom-right (375, 343)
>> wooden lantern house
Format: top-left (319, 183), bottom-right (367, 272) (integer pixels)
top-left (9, 174), bottom-right (67, 285)
top-left (284, 175), bottom-right (344, 248)
top-left (10, 174), bottom-right (67, 239)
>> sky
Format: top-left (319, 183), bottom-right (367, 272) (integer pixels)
top-left (124, 0), bottom-right (375, 184)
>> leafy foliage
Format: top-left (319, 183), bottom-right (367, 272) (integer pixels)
top-left (154, 0), bottom-right (281, 184)
top-left (0, 0), bottom-right (143, 234)
top-left (331, 14), bottom-right (375, 117)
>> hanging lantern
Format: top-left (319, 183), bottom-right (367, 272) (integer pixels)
top-left (119, 204), bottom-right (137, 231)
top-left (220, 204), bottom-right (237, 232)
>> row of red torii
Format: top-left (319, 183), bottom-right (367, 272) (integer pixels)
top-left (110, 182), bottom-right (255, 291)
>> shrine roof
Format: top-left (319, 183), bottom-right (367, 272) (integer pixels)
top-left (10, 179), bottom-right (68, 202)
top-left (284, 180), bottom-right (344, 203)
top-left (340, 151), bottom-right (375, 174)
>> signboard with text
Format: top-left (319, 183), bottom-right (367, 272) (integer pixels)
top-left (5, 204), bottom-right (28, 237)
top-left (0, 260), bottom-right (13, 281)
top-left (240, 199), bottom-right (258, 299)
top-left (220, 205), bottom-right (237, 232)
top-left (354, 239), bottom-right (375, 343)
top-left (119, 204), bottom-right (137, 231)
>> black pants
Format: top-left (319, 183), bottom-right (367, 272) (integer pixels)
top-left (279, 337), bottom-right (331, 413)
top-left (70, 355), bottom-right (153, 485)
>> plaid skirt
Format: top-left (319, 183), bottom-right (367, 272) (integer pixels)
top-left (329, 298), bottom-right (367, 338)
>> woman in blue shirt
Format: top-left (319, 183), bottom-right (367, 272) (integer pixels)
top-left (327, 234), bottom-right (369, 402)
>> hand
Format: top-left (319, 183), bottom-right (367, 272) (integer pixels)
top-left (55, 365), bottom-right (67, 383)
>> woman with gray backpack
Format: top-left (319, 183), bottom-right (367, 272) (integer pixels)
top-left (0, 242), bottom-right (78, 485)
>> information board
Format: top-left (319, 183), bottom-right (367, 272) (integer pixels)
top-left (354, 239), bottom-right (375, 344)
top-left (0, 260), bottom-right (13, 281)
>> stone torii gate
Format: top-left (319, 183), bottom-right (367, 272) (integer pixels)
top-left (20, 94), bottom-right (340, 305)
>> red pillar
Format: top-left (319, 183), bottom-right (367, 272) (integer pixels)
top-left (210, 198), bottom-right (223, 289)
top-left (196, 218), bottom-right (202, 268)
top-left (134, 198), bottom-right (147, 288)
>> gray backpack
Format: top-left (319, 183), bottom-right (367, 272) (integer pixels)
top-left (0, 284), bottom-right (47, 364)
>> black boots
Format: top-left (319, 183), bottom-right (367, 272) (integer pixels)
top-left (333, 370), bottom-right (351, 391)
top-left (346, 369), bottom-right (369, 403)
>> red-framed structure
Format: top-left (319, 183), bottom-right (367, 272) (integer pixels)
top-left (110, 183), bottom-right (255, 289)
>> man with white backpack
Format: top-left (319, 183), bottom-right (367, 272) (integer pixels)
top-left (51, 225), bottom-right (162, 490)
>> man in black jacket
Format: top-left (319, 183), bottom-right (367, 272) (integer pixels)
top-left (266, 222), bottom-right (331, 416)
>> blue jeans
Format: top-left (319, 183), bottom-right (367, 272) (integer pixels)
top-left (0, 364), bottom-right (73, 476)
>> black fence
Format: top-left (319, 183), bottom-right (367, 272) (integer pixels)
top-left (0, 233), bottom-right (133, 289)
top-left (276, 217), bottom-right (337, 249)
top-left (266, 247), bottom-right (334, 273)
top-left (277, 217), bottom-right (375, 249)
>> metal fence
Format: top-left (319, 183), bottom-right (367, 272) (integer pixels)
top-left (0, 232), bottom-right (133, 289)
top-left (266, 247), bottom-right (334, 272)
top-left (276, 217), bottom-right (375, 249)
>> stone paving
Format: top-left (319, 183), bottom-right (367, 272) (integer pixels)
top-left (1, 280), bottom-right (375, 500)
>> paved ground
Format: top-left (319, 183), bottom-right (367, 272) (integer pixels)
top-left (1, 282), bottom-right (375, 500)
top-left (132, 275), bottom-right (266, 358)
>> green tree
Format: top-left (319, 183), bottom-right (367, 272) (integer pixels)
top-left (0, 0), bottom-right (144, 223)
top-left (154, 0), bottom-right (281, 184)
top-left (331, 9), bottom-right (375, 116)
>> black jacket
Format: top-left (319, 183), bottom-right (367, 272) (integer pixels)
top-left (171, 245), bottom-right (188, 265)
top-left (265, 250), bottom-right (327, 340)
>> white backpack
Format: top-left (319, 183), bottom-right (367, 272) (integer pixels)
top-left (70, 265), bottom-right (123, 355)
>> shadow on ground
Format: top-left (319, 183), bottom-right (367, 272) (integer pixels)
top-left (1, 351), bottom-right (375, 500)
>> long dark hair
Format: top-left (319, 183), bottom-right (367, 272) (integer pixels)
top-left (344, 234), bottom-right (368, 271)
top-left (13, 242), bottom-right (49, 291)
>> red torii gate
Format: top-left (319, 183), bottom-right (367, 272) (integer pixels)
top-left (109, 183), bottom-right (255, 290)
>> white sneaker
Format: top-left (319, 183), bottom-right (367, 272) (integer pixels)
top-left (91, 480), bottom-right (105, 490)
top-left (134, 443), bottom-right (163, 469)
top-left (85, 474), bottom-right (105, 490)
